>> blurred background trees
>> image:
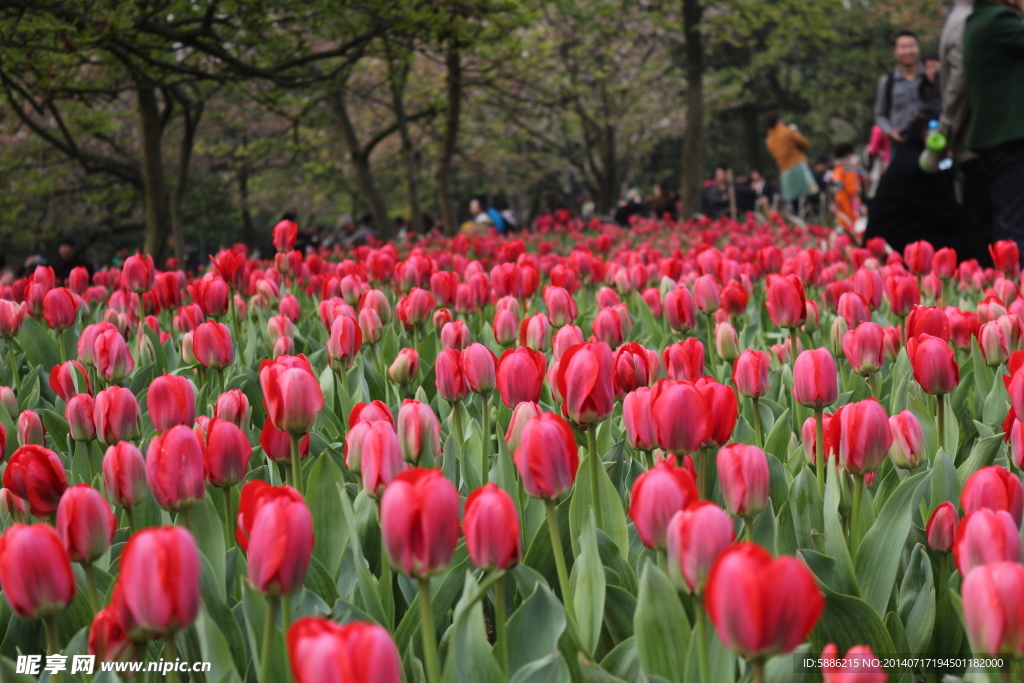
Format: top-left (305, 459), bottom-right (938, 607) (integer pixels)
top-left (0, 0), bottom-right (947, 261)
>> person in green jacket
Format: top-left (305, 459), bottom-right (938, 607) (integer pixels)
top-left (964, 0), bottom-right (1024, 261)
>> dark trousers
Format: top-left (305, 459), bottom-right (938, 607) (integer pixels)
top-left (959, 158), bottom-right (994, 266)
top-left (980, 142), bottom-right (1024, 261)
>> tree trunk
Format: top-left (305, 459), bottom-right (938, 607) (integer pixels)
top-left (741, 105), bottom-right (761, 173)
top-left (595, 123), bottom-right (617, 215)
top-left (386, 44), bottom-right (423, 236)
top-left (328, 89), bottom-right (393, 241)
top-left (137, 85), bottom-right (171, 259)
top-left (679, 0), bottom-right (705, 218)
top-left (169, 92), bottom-right (203, 265)
top-left (437, 44), bottom-right (462, 236)
top-left (238, 167), bottom-right (254, 248)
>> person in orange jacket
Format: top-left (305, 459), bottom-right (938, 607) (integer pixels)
top-left (831, 143), bottom-right (861, 233)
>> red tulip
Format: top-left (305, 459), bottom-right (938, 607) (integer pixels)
top-left (821, 643), bottom-right (887, 683)
top-left (267, 314), bottom-right (294, 346)
top-left (94, 386), bottom-right (140, 445)
top-left (907, 305), bottom-right (951, 342)
top-left (496, 346), bottom-right (547, 409)
top-left (715, 322), bottom-right (741, 361)
top-left (147, 373), bottom-right (196, 433)
top-left (629, 460), bottom-right (699, 550)
top-left (115, 526), bottom-right (200, 638)
top-left (732, 350), bottom-right (771, 398)
top-left (462, 343), bottom-right (498, 394)
top-left (3, 445), bottom-right (66, 518)
top-left (272, 218), bottom-right (299, 252)
top-left (247, 488), bottom-right (314, 596)
top-left (716, 444), bottom-right (770, 518)
top-left (102, 442), bottom-right (148, 508)
top-left (214, 389), bottom-right (251, 428)
top-left (623, 388), bottom-right (656, 451)
top-left (350, 420), bottom-right (407, 496)
top-left (388, 348), bottom-right (419, 385)
top-left (556, 342), bottom-right (614, 425)
top-left (514, 413), bottom-right (579, 500)
top-left (932, 247), bottom-right (957, 278)
top-left (903, 240), bottom-right (934, 275)
top-left (0, 523), bottom-right (76, 618)
top-left (551, 325), bottom-right (583, 361)
top-left (666, 502), bottom-right (735, 594)
top-left (0, 300), bottom-right (27, 338)
top-left (852, 268), bottom-right (883, 309)
top-left (381, 469), bottom-right (460, 577)
top-left (326, 314), bottom-right (362, 371)
top-left (88, 606), bottom-right (138, 665)
top-left (694, 377), bottom-right (738, 447)
top-left (961, 466), bottom-right (1024, 526)
top-left (49, 360), bottom-right (92, 402)
top-left (980, 321), bottom-right (1011, 367)
top-left (591, 306), bottom-right (626, 346)
top-left (926, 501), bottom-right (958, 553)
top-left (434, 348), bottom-right (469, 402)
top-left (990, 240), bottom-right (1021, 274)
top-left (193, 321), bottom-right (234, 369)
top-left (888, 410), bottom-right (924, 470)
top-left (464, 483), bottom-right (521, 570)
top-left (837, 291), bottom-right (870, 329)
top-left (663, 338), bottom-right (705, 382)
top-left (906, 333), bottom-right (960, 396)
top-left (349, 400), bottom-right (394, 428)
top-left (287, 618), bottom-right (402, 683)
top-left (397, 400), bottom-right (441, 465)
top-left (396, 288), bottom-right (435, 330)
top-left (519, 314), bottom-right (551, 352)
top-left (832, 399), bottom-right (892, 475)
top-left (493, 309), bottom-right (519, 346)
top-left (260, 354), bottom-right (324, 434)
top-left (504, 401), bottom-right (543, 454)
top-left (42, 287), bottom-right (78, 330)
top-left (189, 277), bottom-right (230, 318)
top-left (766, 274), bottom-right (807, 329)
top-left (543, 286), bottom-right (578, 327)
top-left (94, 328), bottom-right (134, 383)
top-left (953, 508), bottom-right (1021, 575)
top-left (650, 379), bottom-right (711, 454)
top-left (842, 322), bottom-right (885, 377)
top-left (234, 481), bottom-right (302, 550)
top-left (146, 425), bottom-right (206, 512)
top-left (210, 248), bottom-right (248, 289)
top-left (259, 418), bottom-right (309, 462)
top-left (705, 543), bottom-right (824, 658)
top-left (203, 418), bottom-right (252, 488)
top-left (65, 393), bottom-right (96, 443)
top-left (962, 562), bottom-right (1024, 656)
top-left (121, 254), bottom-right (155, 293)
top-left (664, 288), bottom-right (696, 333)
top-left (642, 287), bottom-right (663, 318)
top-left (56, 484), bottom-right (116, 564)
top-left (612, 342), bottom-right (659, 398)
top-left (947, 307), bottom-right (979, 350)
top-left (793, 348), bottom-right (838, 410)
top-left (17, 409), bottom-right (44, 447)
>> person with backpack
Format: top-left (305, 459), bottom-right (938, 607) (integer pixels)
top-left (874, 31), bottom-right (927, 145)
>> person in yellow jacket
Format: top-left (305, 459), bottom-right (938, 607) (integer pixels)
top-left (765, 110), bottom-right (819, 210)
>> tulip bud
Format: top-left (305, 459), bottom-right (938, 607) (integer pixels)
top-left (883, 325), bottom-right (902, 362)
top-left (0, 300), bottom-right (28, 338)
top-left (842, 322), bottom-right (885, 377)
top-left (43, 287), bottom-right (79, 330)
top-left (462, 343), bottom-right (498, 394)
top-left (49, 360), bottom-right (92, 403)
top-left (665, 502), bottom-right (735, 594)
top-left (716, 443), bottom-right (770, 519)
top-left (694, 377), bottom-right (739, 448)
top-left (663, 338), bottom-right (705, 382)
top-left (93, 386), bottom-right (140, 445)
top-left (543, 287), bottom-right (577, 327)
top-left (384, 349), bottom-right (417, 386)
top-left (147, 373), bottom-right (197, 433)
top-left (349, 421), bottom-right (406, 497)
top-left (552, 324), bottom-right (584, 361)
top-left (0, 386), bottom-right (17, 418)
top-left (556, 342), bottom-right (615, 425)
top-left (953, 508), bottom-right (1021, 576)
top-left (926, 501), bottom-right (958, 553)
top-left (17, 410), bottom-right (45, 447)
top-left (115, 526), bottom-right (200, 638)
top-left (628, 460), bottom-right (698, 550)
top-left (766, 274), bottom-right (807, 329)
top-left (357, 308), bottom-right (382, 345)
top-left (715, 322), bottom-right (740, 362)
top-left (3, 445), bottom-right (66, 518)
top-left (650, 379), bottom-right (711, 454)
top-left (821, 644), bottom-right (887, 682)
top-left (492, 309), bottom-right (519, 347)
top-left (328, 314), bottom-right (362, 371)
top-left (56, 484), bottom-right (116, 564)
top-left (102, 442), bottom-right (149, 508)
top-left (381, 469), bottom-right (459, 578)
top-left (287, 618), bottom-right (402, 683)
top-left (434, 349), bottom-right (469, 402)
top-left (66, 394), bottom-right (96, 443)
top-left (259, 355), bottom-right (324, 434)
top-left (514, 413), bottom-right (579, 500)
top-left (247, 491), bottom-right (314, 597)
top-left (215, 389), bottom-right (252, 429)
top-left (259, 418), bottom-right (310, 464)
top-left (94, 328), bottom-right (134, 383)
top-left (732, 350), bottom-right (771, 398)
top-left (0, 523), bottom-right (76, 619)
top-left (349, 401), bottom-right (394, 429)
top-left (961, 465), bottom-right (1024, 526)
top-left (504, 401), bottom-right (543, 454)
top-left (194, 321), bottom-right (235, 370)
top-left (397, 400), bottom-right (442, 465)
top-left (980, 321), bottom-right (1011, 367)
top-left (664, 288), bottom-right (696, 333)
top-left (801, 300), bottom-right (821, 334)
top-left (793, 348), bottom-right (838, 410)
top-left (496, 347), bottom-right (547, 409)
top-left (888, 410), bottom-right (925, 469)
top-left (961, 562), bottom-right (1024, 657)
top-left (146, 425), bottom-right (206, 512)
top-left (622, 388), bottom-right (656, 452)
top-left (464, 483), bottom-right (521, 570)
top-left (519, 314), bottom-right (551, 352)
top-left (204, 418), bottom-right (253, 488)
top-left (88, 606), bottom-right (139, 666)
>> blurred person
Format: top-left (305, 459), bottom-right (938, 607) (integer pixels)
top-left (615, 187), bottom-right (649, 225)
top-left (919, 51), bottom-right (943, 111)
top-left (830, 143), bottom-right (861, 233)
top-left (700, 167), bottom-right (731, 219)
top-left (875, 31), bottom-right (926, 145)
top-left (343, 212), bottom-right (379, 248)
top-left (939, 0), bottom-right (994, 266)
top-left (765, 112), bottom-right (819, 212)
top-left (111, 242), bottom-right (132, 268)
top-left (51, 236), bottom-right (92, 284)
top-left (469, 196), bottom-right (507, 233)
top-left (964, 0), bottom-right (1024, 262)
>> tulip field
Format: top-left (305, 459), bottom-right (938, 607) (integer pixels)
top-left (3, 217), bottom-right (1024, 683)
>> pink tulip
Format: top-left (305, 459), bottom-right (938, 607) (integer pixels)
top-left (666, 502), bottom-right (735, 594)
top-left (381, 469), bottom-right (460, 577)
top-left (716, 444), bottom-right (770, 518)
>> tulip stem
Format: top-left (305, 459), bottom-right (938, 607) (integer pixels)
top-left (705, 313), bottom-right (715, 367)
top-left (164, 636), bottom-right (180, 683)
top-left (867, 373), bottom-right (878, 399)
top-left (494, 573), bottom-right (508, 675)
top-left (177, 508), bottom-right (191, 531)
top-left (850, 474), bottom-right (864, 556)
top-left (418, 578), bottom-right (441, 683)
top-left (221, 488), bottom-right (234, 548)
top-left (744, 515), bottom-right (756, 542)
top-left (751, 658), bottom-right (765, 683)
top-left (815, 408), bottom-right (825, 495)
top-left (290, 433), bottom-right (304, 496)
top-left (217, 368), bottom-right (226, 396)
top-left (83, 562), bottom-right (99, 613)
top-left (790, 328), bottom-right (799, 365)
top-left (125, 506), bottom-right (136, 535)
top-left (450, 401), bottom-right (464, 443)
top-left (43, 614), bottom-right (61, 658)
top-left (752, 397), bottom-right (763, 449)
top-left (695, 605), bottom-right (712, 683)
top-left (545, 499), bottom-right (576, 624)
top-left (281, 593), bottom-right (291, 636)
top-left (260, 596), bottom-right (278, 683)
top-left (481, 392), bottom-right (490, 484)
top-left (936, 394), bottom-right (946, 454)
top-left (57, 329), bottom-right (67, 363)
top-left (587, 427), bottom-right (604, 530)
